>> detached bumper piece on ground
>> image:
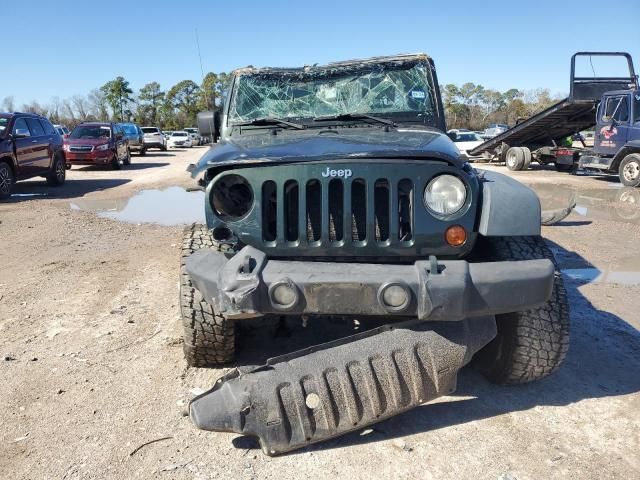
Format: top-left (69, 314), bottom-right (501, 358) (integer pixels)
top-left (189, 317), bottom-right (496, 455)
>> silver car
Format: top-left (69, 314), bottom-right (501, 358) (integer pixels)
top-left (184, 128), bottom-right (201, 146)
top-left (141, 127), bottom-right (167, 151)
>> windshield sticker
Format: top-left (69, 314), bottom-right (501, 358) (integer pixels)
top-left (410, 90), bottom-right (426, 99)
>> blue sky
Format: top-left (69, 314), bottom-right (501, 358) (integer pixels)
top-left (2, 0), bottom-right (639, 107)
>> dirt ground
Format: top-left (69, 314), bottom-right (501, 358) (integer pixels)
top-left (1, 149), bottom-right (638, 479)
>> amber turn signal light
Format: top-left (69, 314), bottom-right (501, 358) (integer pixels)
top-left (445, 225), bottom-right (467, 246)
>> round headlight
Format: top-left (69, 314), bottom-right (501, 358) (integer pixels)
top-left (424, 175), bottom-right (467, 215)
top-left (211, 174), bottom-right (254, 220)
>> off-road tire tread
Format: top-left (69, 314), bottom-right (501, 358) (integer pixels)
top-left (181, 223), bottom-right (235, 367)
top-left (473, 236), bottom-right (570, 385)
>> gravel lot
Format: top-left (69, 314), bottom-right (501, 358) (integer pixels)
top-left (1, 149), bottom-right (638, 479)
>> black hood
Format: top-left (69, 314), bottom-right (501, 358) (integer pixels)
top-left (191, 127), bottom-right (463, 177)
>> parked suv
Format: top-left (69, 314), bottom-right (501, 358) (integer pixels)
top-left (141, 126), bottom-right (167, 151)
top-left (0, 112), bottom-right (66, 200)
top-left (119, 122), bottom-right (145, 156)
top-left (64, 122), bottom-right (130, 170)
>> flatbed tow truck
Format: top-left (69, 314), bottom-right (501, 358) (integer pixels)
top-left (469, 52), bottom-right (640, 186)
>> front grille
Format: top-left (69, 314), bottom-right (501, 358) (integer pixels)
top-left (261, 176), bottom-right (414, 246)
top-left (69, 145), bottom-right (94, 153)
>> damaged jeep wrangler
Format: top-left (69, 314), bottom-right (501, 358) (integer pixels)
top-left (181, 53), bottom-right (569, 455)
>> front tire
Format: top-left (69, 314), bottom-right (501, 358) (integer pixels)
top-left (0, 161), bottom-right (14, 200)
top-left (46, 153), bottom-right (66, 186)
top-left (619, 153), bottom-right (640, 187)
top-left (122, 149), bottom-right (131, 166)
top-left (181, 224), bottom-right (235, 367)
top-left (111, 152), bottom-right (122, 170)
top-left (472, 236), bottom-right (570, 385)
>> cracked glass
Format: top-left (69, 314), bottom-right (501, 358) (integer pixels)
top-left (228, 62), bottom-right (435, 123)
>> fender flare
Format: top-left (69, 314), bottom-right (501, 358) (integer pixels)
top-left (477, 170), bottom-right (541, 236)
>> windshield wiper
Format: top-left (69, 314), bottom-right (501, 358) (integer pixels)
top-left (232, 117), bottom-right (305, 130)
top-left (313, 113), bottom-right (396, 126)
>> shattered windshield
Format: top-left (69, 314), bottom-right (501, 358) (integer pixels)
top-left (228, 62), bottom-right (435, 124)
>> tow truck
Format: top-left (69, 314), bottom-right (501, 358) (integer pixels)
top-left (469, 52), bottom-right (640, 186)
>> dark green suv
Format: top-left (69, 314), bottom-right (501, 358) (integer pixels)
top-left (181, 54), bottom-right (569, 454)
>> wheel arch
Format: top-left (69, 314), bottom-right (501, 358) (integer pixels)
top-left (0, 154), bottom-right (17, 176)
top-left (610, 141), bottom-right (640, 172)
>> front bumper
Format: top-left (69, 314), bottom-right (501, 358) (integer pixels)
top-left (65, 151), bottom-right (114, 165)
top-left (186, 245), bottom-right (554, 320)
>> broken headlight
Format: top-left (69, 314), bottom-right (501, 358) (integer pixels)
top-left (210, 174), bottom-right (254, 220)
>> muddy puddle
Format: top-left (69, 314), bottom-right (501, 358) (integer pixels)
top-left (529, 184), bottom-right (640, 225)
top-left (70, 186), bottom-right (205, 226)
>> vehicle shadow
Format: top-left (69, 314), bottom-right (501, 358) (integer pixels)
top-left (122, 162), bottom-right (170, 170)
top-left (230, 239), bottom-right (640, 453)
top-left (142, 152), bottom-right (176, 158)
top-left (7, 179), bottom-right (131, 201)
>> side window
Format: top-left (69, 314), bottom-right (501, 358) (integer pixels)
top-left (40, 119), bottom-right (57, 135)
top-left (615, 96), bottom-right (629, 123)
top-left (635, 94), bottom-right (640, 123)
top-left (602, 96), bottom-right (629, 123)
top-left (26, 118), bottom-right (45, 136)
top-left (13, 118), bottom-right (31, 136)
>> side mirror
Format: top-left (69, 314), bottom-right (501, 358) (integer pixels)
top-left (14, 128), bottom-right (30, 138)
top-left (198, 111), bottom-right (221, 143)
top-left (447, 132), bottom-right (457, 141)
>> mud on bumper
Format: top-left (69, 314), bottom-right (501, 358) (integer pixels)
top-left (185, 245), bottom-right (554, 321)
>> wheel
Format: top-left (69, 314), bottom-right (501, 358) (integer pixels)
top-left (111, 152), bottom-right (122, 170)
top-left (471, 236), bottom-right (570, 385)
top-left (66, 164), bottom-right (72, 170)
top-left (0, 161), bottom-right (14, 200)
top-left (122, 149), bottom-right (131, 166)
top-left (521, 147), bottom-right (532, 170)
top-left (139, 148), bottom-right (146, 157)
top-left (181, 223), bottom-right (235, 367)
top-left (506, 147), bottom-right (525, 171)
top-left (619, 153), bottom-right (640, 187)
top-left (46, 153), bottom-right (66, 186)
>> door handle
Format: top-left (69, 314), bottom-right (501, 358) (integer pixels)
top-left (31, 140), bottom-right (38, 143)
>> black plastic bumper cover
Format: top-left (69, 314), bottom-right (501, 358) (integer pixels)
top-left (190, 317), bottom-right (497, 455)
top-left (185, 245), bottom-right (554, 320)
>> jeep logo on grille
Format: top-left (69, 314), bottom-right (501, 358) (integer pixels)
top-left (321, 167), bottom-right (353, 178)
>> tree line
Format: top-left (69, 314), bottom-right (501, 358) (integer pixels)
top-left (2, 75), bottom-right (562, 132)
top-left (440, 83), bottom-right (564, 131)
top-left (0, 72), bottom-right (230, 130)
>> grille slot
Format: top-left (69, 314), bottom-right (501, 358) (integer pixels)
top-left (328, 180), bottom-right (344, 242)
top-left (306, 180), bottom-right (322, 242)
top-left (262, 181), bottom-right (277, 242)
top-left (398, 179), bottom-right (414, 242)
top-left (374, 179), bottom-right (390, 242)
top-left (284, 180), bottom-right (299, 242)
top-left (351, 179), bottom-right (367, 242)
